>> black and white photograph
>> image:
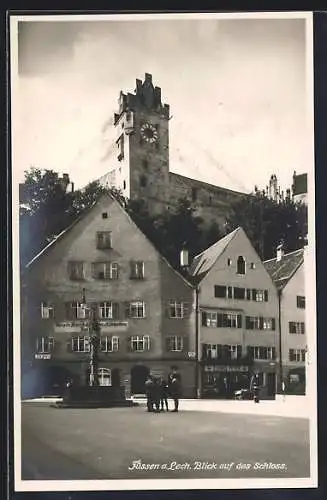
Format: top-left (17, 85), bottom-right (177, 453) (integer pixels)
top-left (10, 11), bottom-right (317, 492)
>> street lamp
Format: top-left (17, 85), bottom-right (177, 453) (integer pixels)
top-left (81, 288), bottom-right (100, 387)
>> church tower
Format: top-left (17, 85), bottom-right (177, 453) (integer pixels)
top-left (112, 73), bottom-right (170, 212)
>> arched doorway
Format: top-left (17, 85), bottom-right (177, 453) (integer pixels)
top-left (131, 365), bottom-right (150, 394)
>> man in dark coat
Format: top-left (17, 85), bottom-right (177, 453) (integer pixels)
top-left (159, 377), bottom-right (169, 412)
top-left (168, 368), bottom-right (182, 412)
top-left (152, 377), bottom-right (161, 413)
top-left (145, 376), bottom-right (154, 412)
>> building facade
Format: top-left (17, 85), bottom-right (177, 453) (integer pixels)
top-left (99, 72), bottom-right (246, 226)
top-left (21, 194), bottom-right (196, 399)
top-left (188, 227), bottom-right (280, 399)
top-left (264, 248), bottom-right (306, 394)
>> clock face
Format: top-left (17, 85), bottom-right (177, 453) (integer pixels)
top-left (140, 122), bottom-right (158, 143)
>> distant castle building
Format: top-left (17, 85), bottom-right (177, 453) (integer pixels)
top-left (99, 73), bottom-right (247, 227)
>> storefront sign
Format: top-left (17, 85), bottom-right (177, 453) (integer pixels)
top-left (34, 353), bottom-right (51, 360)
top-left (55, 321), bottom-right (129, 333)
top-left (204, 365), bottom-right (249, 373)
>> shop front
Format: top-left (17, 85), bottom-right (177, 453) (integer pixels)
top-left (201, 363), bottom-right (252, 399)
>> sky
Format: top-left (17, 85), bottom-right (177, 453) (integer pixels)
top-left (14, 14), bottom-right (312, 194)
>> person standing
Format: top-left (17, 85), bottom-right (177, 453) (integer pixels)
top-left (168, 367), bottom-right (182, 412)
top-left (159, 377), bottom-right (169, 412)
top-left (145, 375), bottom-right (154, 412)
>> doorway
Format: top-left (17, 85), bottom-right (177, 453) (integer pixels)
top-left (267, 372), bottom-right (276, 396)
top-left (131, 365), bottom-right (150, 394)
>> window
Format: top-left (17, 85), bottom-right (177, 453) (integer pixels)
top-left (169, 300), bottom-right (186, 319)
top-left (246, 289), bottom-right (252, 300)
top-left (214, 285), bottom-right (226, 298)
top-left (227, 258), bottom-right (232, 266)
top-left (92, 262), bottom-right (119, 280)
top-left (66, 302), bottom-right (89, 320)
top-left (130, 335), bottom-right (150, 352)
top-left (140, 175), bottom-right (147, 187)
top-left (252, 289), bottom-right (268, 302)
top-left (68, 261), bottom-right (84, 280)
top-left (289, 373), bottom-right (300, 384)
top-left (102, 212), bottom-right (108, 219)
top-left (41, 302), bottom-right (54, 319)
top-left (191, 187), bottom-right (198, 201)
top-left (98, 368), bottom-right (112, 386)
top-left (250, 262), bottom-right (255, 269)
top-left (36, 337), bottom-right (55, 353)
top-left (96, 231), bottom-right (112, 249)
top-left (234, 287), bottom-right (245, 300)
top-left (98, 302), bottom-right (119, 320)
top-left (237, 256), bottom-right (246, 275)
top-left (246, 316), bottom-right (275, 330)
top-left (229, 345), bottom-right (238, 360)
top-left (129, 301), bottom-right (146, 318)
top-left (117, 134), bottom-right (124, 161)
top-left (202, 311), bottom-right (217, 327)
top-left (289, 322), bottom-right (305, 335)
top-left (217, 312), bottom-right (242, 328)
top-left (289, 349), bottom-right (306, 362)
top-left (166, 336), bottom-right (183, 352)
top-left (251, 346), bottom-right (276, 360)
top-left (227, 286), bottom-right (233, 299)
top-left (71, 336), bottom-right (90, 352)
top-left (123, 180), bottom-right (126, 190)
top-left (205, 344), bottom-right (219, 359)
top-left (297, 296), bottom-right (306, 309)
top-left (130, 261), bottom-right (145, 279)
top-left (101, 336), bottom-right (119, 352)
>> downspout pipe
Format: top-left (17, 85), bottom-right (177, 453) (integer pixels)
top-left (278, 289), bottom-right (283, 393)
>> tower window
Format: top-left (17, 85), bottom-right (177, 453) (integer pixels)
top-left (191, 187), bottom-right (198, 201)
top-left (237, 256), bottom-right (246, 275)
top-left (140, 175), bottom-right (147, 187)
top-left (117, 134), bottom-right (124, 161)
top-left (123, 180), bottom-right (126, 190)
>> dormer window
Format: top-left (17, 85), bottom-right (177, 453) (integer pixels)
top-left (237, 256), bottom-right (246, 275)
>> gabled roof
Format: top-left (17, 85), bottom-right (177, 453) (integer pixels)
top-left (263, 249), bottom-right (304, 290)
top-left (25, 193), bottom-right (193, 289)
top-left (188, 227), bottom-right (241, 283)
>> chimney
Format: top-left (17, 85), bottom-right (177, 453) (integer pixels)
top-left (276, 242), bottom-right (284, 262)
top-left (180, 248), bottom-right (189, 269)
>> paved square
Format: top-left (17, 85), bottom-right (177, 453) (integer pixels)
top-left (21, 402), bottom-right (310, 480)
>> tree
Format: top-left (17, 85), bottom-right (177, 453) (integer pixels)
top-left (225, 189), bottom-right (308, 260)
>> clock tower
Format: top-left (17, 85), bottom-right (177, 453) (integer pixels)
top-left (112, 73), bottom-right (170, 212)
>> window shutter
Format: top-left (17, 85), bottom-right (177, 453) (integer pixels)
top-left (222, 345), bottom-right (229, 359)
top-left (166, 337), bottom-right (171, 352)
top-left (202, 312), bottom-right (207, 326)
top-left (264, 290), bottom-right (269, 302)
top-left (247, 346), bottom-right (254, 359)
top-left (112, 302), bottom-right (119, 320)
top-left (66, 338), bottom-right (73, 352)
top-left (245, 316), bottom-right (251, 329)
top-left (237, 345), bottom-right (242, 359)
top-left (125, 302), bottom-right (130, 318)
top-left (202, 344), bottom-right (207, 359)
top-left (130, 260), bottom-right (135, 278)
top-left (289, 349), bottom-right (294, 361)
top-left (272, 318), bottom-right (276, 331)
top-left (272, 347), bottom-right (276, 360)
top-left (252, 289), bottom-right (257, 301)
top-left (65, 303), bottom-right (72, 320)
top-left (222, 314), bottom-right (228, 328)
top-left (302, 323), bottom-right (305, 334)
top-left (183, 302), bottom-right (189, 316)
top-left (237, 314), bottom-right (242, 328)
top-left (126, 336), bottom-right (132, 351)
top-left (217, 313), bottom-right (223, 327)
top-left (145, 335), bottom-right (151, 351)
top-left (182, 336), bottom-right (187, 352)
top-left (246, 289), bottom-right (251, 300)
top-left (216, 344), bottom-right (222, 359)
top-left (259, 317), bottom-right (264, 330)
